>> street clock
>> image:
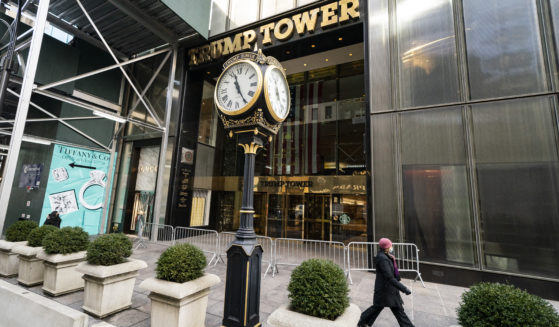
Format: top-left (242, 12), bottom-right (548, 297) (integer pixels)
top-left (216, 50), bottom-right (291, 327)
top-left (214, 50), bottom-right (290, 136)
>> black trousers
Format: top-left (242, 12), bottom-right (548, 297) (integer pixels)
top-left (359, 305), bottom-right (414, 327)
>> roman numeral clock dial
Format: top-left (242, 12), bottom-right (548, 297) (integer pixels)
top-left (215, 60), bottom-right (262, 115)
top-left (264, 66), bottom-right (290, 123)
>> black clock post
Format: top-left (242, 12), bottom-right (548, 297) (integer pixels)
top-left (216, 50), bottom-right (289, 327)
top-left (222, 132), bottom-right (265, 327)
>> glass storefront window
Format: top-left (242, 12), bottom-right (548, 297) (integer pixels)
top-left (396, 0), bottom-right (460, 107)
top-left (267, 62), bottom-right (366, 177)
top-left (400, 107), bottom-right (476, 266)
top-left (463, 0), bottom-right (548, 99)
top-left (198, 81), bottom-right (219, 147)
top-left (471, 97), bottom-right (559, 279)
top-left (204, 55), bottom-right (367, 243)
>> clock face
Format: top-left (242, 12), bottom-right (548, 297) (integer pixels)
top-left (264, 66), bottom-right (290, 122)
top-left (215, 60), bottom-right (262, 115)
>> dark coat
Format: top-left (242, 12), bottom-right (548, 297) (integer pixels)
top-left (373, 251), bottom-right (410, 308)
top-left (44, 214), bottom-right (61, 228)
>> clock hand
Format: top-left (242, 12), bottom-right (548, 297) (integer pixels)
top-left (233, 74), bottom-right (248, 104)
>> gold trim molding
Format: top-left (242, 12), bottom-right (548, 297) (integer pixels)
top-left (219, 108), bottom-right (281, 135)
top-left (239, 142), bottom-right (263, 154)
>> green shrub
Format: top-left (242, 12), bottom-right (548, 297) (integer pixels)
top-left (5, 220), bottom-right (38, 242)
top-left (27, 225), bottom-right (58, 247)
top-left (42, 227), bottom-right (89, 254)
top-left (156, 243), bottom-right (206, 283)
top-left (86, 233), bottom-right (132, 266)
top-left (287, 259), bottom-right (349, 320)
top-left (458, 283), bottom-right (559, 327)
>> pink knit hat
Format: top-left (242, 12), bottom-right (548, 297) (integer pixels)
top-left (379, 238), bottom-right (392, 249)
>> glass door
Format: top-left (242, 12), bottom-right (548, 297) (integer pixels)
top-left (304, 194), bottom-right (331, 241)
top-left (286, 195), bottom-right (304, 239)
top-left (253, 192), bottom-right (267, 235)
top-left (267, 194), bottom-right (284, 238)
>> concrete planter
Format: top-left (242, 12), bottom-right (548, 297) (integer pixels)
top-left (12, 244), bottom-right (44, 286)
top-left (0, 240), bottom-right (27, 277)
top-left (140, 274), bottom-right (221, 327)
top-left (37, 250), bottom-right (86, 296)
top-left (267, 303), bottom-right (361, 327)
top-left (76, 258), bottom-right (148, 318)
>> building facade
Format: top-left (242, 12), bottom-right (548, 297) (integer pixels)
top-left (161, 0), bottom-right (559, 297)
top-left (0, 0), bottom-right (558, 299)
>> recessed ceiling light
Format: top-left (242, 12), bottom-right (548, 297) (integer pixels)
top-left (338, 37), bottom-right (343, 41)
top-left (311, 44), bottom-right (316, 48)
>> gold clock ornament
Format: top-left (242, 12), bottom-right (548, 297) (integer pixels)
top-left (214, 50), bottom-right (290, 136)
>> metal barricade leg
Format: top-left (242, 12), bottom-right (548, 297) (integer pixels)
top-left (134, 221), bottom-right (147, 250)
top-left (415, 271), bottom-right (426, 288)
top-left (263, 262), bottom-right (273, 279)
top-left (208, 253), bottom-right (218, 266)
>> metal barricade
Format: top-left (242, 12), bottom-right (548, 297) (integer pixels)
top-left (134, 219), bottom-right (147, 250)
top-left (346, 242), bottom-right (425, 287)
top-left (174, 227), bottom-right (219, 266)
top-left (217, 232), bottom-right (275, 278)
top-left (273, 238), bottom-right (346, 276)
top-left (142, 223), bottom-right (174, 246)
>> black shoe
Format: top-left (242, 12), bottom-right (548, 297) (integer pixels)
top-left (357, 322), bottom-right (369, 327)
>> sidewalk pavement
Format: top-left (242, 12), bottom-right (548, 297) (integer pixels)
top-left (2, 242), bottom-right (559, 327)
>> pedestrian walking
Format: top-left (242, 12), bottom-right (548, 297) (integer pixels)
top-left (43, 211), bottom-right (61, 228)
top-left (358, 238), bottom-right (415, 327)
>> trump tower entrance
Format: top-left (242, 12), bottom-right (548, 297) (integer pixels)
top-left (167, 1), bottom-right (367, 244)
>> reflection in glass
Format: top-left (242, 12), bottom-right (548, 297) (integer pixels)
top-left (371, 113), bottom-right (399, 242)
top-left (261, 0), bottom-right (294, 19)
top-left (463, 0), bottom-right (547, 99)
top-left (332, 194), bottom-right (367, 243)
top-left (471, 97), bottom-right (559, 279)
top-left (198, 81), bottom-right (218, 147)
top-left (401, 107), bottom-right (475, 266)
top-left (547, 0), bottom-right (559, 87)
top-left (396, 0), bottom-right (460, 107)
top-left (229, 0), bottom-right (259, 29)
top-left (368, 0), bottom-right (391, 112)
top-left (210, 0), bottom-right (229, 36)
top-left (268, 62), bottom-right (366, 176)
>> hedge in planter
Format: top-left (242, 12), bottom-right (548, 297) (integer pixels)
top-left (86, 233), bottom-right (132, 266)
top-left (287, 259), bottom-right (349, 321)
top-left (14, 225), bottom-right (58, 286)
top-left (78, 233), bottom-right (146, 318)
top-left (42, 227), bottom-right (89, 254)
top-left (141, 243), bottom-right (218, 327)
top-left (38, 227), bottom-right (89, 296)
top-left (457, 283), bottom-right (559, 327)
top-left (27, 225), bottom-right (58, 247)
top-left (6, 220), bottom-right (38, 242)
top-left (156, 243), bottom-right (206, 283)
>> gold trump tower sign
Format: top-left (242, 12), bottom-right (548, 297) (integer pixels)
top-left (188, 0), bottom-right (360, 66)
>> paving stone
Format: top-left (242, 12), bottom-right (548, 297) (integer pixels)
top-left (1, 242), bottom-right (557, 327)
top-left (105, 309), bottom-right (149, 327)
